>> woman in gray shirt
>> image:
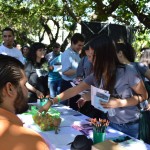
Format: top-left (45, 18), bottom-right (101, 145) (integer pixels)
top-left (40, 35), bottom-right (147, 138)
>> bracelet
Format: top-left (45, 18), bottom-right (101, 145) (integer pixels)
top-left (51, 99), bottom-right (54, 105)
top-left (48, 98), bottom-right (54, 105)
top-left (57, 95), bottom-right (61, 103)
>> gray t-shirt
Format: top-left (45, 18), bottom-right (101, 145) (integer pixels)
top-left (131, 62), bottom-right (148, 80)
top-left (84, 64), bottom-right (141, 124)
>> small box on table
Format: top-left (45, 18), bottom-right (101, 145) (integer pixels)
top-left (92, 140), bottom-right (126, 150)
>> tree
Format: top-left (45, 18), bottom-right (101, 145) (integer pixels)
top-left (0, 0), bottom-right (149, 52)
top-left (62, 0), bottom-right (150, 53)
top-left (62, 0), bottom-right (150, 29)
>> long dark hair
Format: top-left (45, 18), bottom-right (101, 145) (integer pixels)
top-left (116, 43), bottom-right (136, 62)
top-left (89, 35), bottom-right (120, 94)
top-left (27, 42), bottom-right (46, 65)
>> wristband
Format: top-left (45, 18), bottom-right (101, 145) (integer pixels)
top-left (48, 98), bottom-right (54, 105)
top-left (51, 99), bottom-right (54, 105)
top-left (57, 95), bottom-right (61, 103)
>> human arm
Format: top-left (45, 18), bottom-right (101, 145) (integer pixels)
top-left (81, 92), bottom-right (91, 101)
top-left (101, 80), bottom-right (148, 109)
top-left (26, 82), bottom-right (44, 99)
top-left (145, 69), bottom-right (150, 80)
top-left (39, 81), bottom-right (90, 112)
top-left (25, 62), bottom-right (44, 98)
top-left (77, 91), bottom-right (91, 108)
top-left (63, 69), bottom-right (76, 76)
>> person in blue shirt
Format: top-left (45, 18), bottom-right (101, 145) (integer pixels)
top-left (60, 33), bottom-right (85, 110)
top-left (45, 43), bottom-right (62, 98)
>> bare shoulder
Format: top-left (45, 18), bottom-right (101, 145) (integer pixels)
top-left (14, 126), bottom-right (49, 150)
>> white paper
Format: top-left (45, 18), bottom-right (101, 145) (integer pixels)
top-left (91, 85), bottom-right (110, 113)
top-left (36, 69), bottom-right (42, 77)
top-left (53, 65), bottom-right (62, 72)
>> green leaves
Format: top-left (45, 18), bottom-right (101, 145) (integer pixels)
top-left (0, 0), bottom-right (149, 51)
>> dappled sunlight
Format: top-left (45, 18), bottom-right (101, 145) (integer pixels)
top-left (60, 117), bottom-right (64, 122)
top-left (72, 120), bottom-right (83, 126)
top-left (107, 127), bottom-right (124, 135)
top-left (15, 105), bottom-right (150, 149)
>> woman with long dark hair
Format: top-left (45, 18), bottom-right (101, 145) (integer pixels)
top-left (40, 35), bottom-right (147, 138)
top-left (25, 42), bottom-right (49, 103)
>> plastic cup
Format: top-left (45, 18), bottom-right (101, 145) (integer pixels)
top-left (93, 130), bottom-right (106, 144)
top-left (40, 99), bottom-right (48, 106)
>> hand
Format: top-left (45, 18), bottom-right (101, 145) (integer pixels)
top-left (73, 78), bottom-right (82, 85)
top-left (76, 77), bottom-right (83, 81)
top-left (45, 94), bottom-right (50, 98)
top-left (146, 104), bottom-right (150, 111)
top-left (76, 98), bottom-right (87, 108)
top-left (100, 98), bottom-right (121, 109)
top-left (39, 100), bottom-right (52, 113)
top-left (35, 90), bottom-right (44, 99)
top-left (49, 66), bottom-right (54, 71)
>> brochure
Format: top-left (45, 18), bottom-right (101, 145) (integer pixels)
top-left (91, 85), bottom-right (110, 113)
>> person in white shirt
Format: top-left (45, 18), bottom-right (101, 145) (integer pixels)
top-left (0, 27), bottom-right (44, 100)
top-left (0, 27), bottom-right (24, 64)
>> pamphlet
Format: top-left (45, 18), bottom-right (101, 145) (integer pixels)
top-left (91, 85), bottom-right (110, 113)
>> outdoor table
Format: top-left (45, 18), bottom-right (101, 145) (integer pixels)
top-left (18, 104), bottom-right (150, 150)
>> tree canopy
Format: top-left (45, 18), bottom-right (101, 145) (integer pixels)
top-left (0, 0), bottom-right (149, 51)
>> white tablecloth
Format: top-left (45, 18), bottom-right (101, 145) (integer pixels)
top-left (18, 105), bottom-right (150, 150)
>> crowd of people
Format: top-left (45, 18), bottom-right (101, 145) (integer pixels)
top-left (0, 27), bottom-right (150, 149)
